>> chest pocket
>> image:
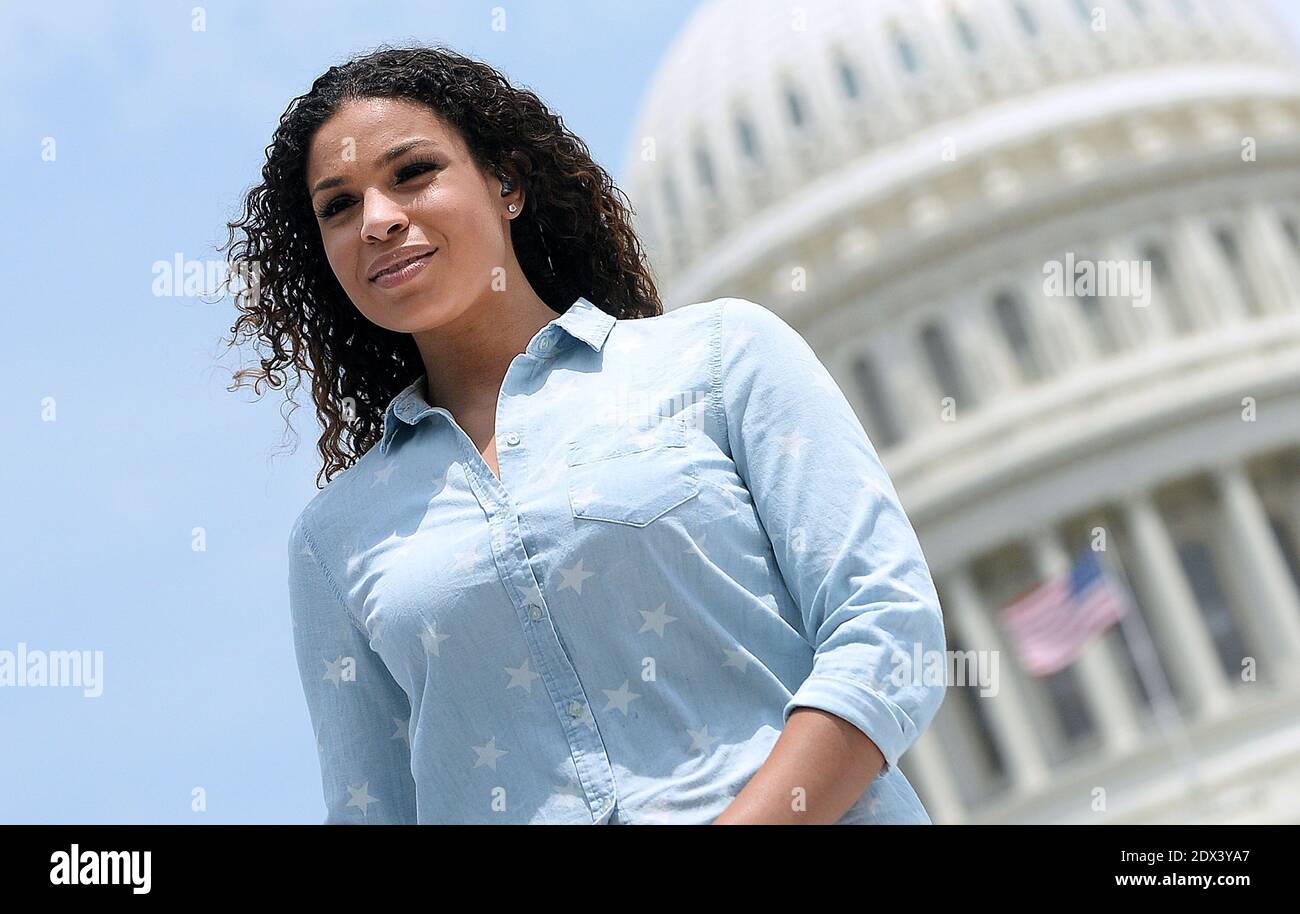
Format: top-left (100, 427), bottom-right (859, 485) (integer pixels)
top-left (565, 413), bottom-right (699, 527)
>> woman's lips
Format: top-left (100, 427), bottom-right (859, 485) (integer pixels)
top-left (371, 250), bottom-right (436, 288)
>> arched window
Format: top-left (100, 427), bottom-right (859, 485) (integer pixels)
top-left (954, 13), bottom-right (980, 53)
top-left (1013, 1), bottom-right (1039, 37)
top-left (661, 173), bottom-right (680, 219)
top-left (1075, 290), bottom-right (1117, 355)
top-left (894, 29), bottom-right (920, 73)
top-left (835, 55), bottom-right (861, 99)
top-left (784, 84), bottom-right (808, 127)
top-left (1214, 227), bottom-right (1264, 316)
top-left (993, 290), bottom-right (1045, 381)
top-left (852, 351), bottom-right (904, 448)
top-left (1280, 214), bottom-right (1299, 252)
top-left (692, 143), bottom-right (715, 196)
top-left (1142, 242), bottom-right (1194, 335)
top-left (735, 111), bottom-right (761, 163)
top-left (920, 321), bottom-right (976, 408)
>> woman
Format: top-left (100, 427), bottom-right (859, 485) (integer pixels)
top-left (222, 45), bottom-right (946, 825)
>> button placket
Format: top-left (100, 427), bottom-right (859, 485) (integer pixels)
top-left (449, 337), bottom-right (617, 823)
top-left (467, 464), bottom-right (618, 821)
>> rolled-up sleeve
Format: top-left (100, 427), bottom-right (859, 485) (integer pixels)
top-left (287, 513), bottom-right (418, 823)
top-left (718, 297), bottom-right (947, 775)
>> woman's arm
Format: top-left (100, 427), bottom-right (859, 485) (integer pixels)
top-left (712, 708), bottom-right (886, 824)
top-left (709, 298), bottom-right (947, 824)
top-left (288, 512), bottom-right (419, 824)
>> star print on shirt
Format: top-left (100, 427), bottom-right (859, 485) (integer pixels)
top-left (684, 531), bottom-right (711, 560)
top-left (807, 364), bottom-right (840, 397)
top-left (346, 782), bottom-right (378, 815)
top-left (322, 655), bottom-right (347, 688)
top-left (602, 680), bottom-right (641, 714)
top-left (472, 737), bottom-right (508, 770)
top-left (538, 455), bottom-right (568, 487)
top-left (504, 658), bottom-right (541, 693)
top-left (391, 716), bottom-right (410, 747)
top-left (419, 621), bottom-right (450, 656)
top-left (730, 322), bottom-right (758, 349)
top-left (722, 646), bottom-right (752, 673)
top-left (637, 603), bottom-right (677, 637)
top-left (775, 430), bottom-right (811, 459)
top-left (687, 724), bottom-right (720, 754)
top-left (372, 462), bottom-right (397, 486)
top-left (517, 579), bottom-right (545, 609)
top-left (556, 558), bottom-right (596, 594)
top-left (569, 483), bottom-right (601, 512)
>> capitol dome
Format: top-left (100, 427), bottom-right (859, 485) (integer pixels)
top-left (623, 0), bottom-right (1300, 824)
top-left (625, 0), bottom-right (1299, 302)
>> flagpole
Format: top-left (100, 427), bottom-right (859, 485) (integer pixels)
top-left (1095, 543), bottom-right (1211, 822)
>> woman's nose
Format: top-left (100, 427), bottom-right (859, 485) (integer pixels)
top-left (361, 189), bottom-right (408, 242)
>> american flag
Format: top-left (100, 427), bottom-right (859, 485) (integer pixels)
top-left (998, 546), bottom-right (1130, 676)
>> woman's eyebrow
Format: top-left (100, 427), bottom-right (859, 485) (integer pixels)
top-left (310, 138), bottom-right (441, 195)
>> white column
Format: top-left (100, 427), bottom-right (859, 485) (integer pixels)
top-left (897, 327), bottom-right (946, 436)
top-left (1018, 274), bottom-right (1082, 376)
top-left (1029, 531), bottom-right (1143, 755)
top-left (1120, 491), bottom-right (1234, 718)
top-left (975, 297), bottom-right (1024, 392)
top-left (1242, 202), bottom-right (1300, 316)
top-left (902, 730), bottom-right (966, 824)
top-left (1171, 216), bottom-right (1245, 329)
top-left (1211, 462), bottom-right (1300, 684)
top-left (1106, 238), bottom-right (1175, 345)
top-left (951, 298), bottom-right (1013, 402)
top-left (941, 565), bottom-right (1052, 792)
top-left (1037, 262), bottom-right (1102, 369)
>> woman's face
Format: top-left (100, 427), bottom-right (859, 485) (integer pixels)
top-left (305, 97), bottom-right (521, 333)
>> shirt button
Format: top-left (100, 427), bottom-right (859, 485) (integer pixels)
top-left (528, 603), bottom-right (544, 621)
top-left (504, 431), bottom-right (521, 446)
top-left (536, 335), bottom-right (553, 355)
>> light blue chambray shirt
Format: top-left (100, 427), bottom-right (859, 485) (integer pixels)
top-left (286, 294), bottom-right (947, 824)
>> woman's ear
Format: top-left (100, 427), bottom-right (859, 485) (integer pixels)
top-left (496, 167), bottom-right (524, 216)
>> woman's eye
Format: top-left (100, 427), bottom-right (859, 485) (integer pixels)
top-left (396, 161), bottom-right (437, 182)
top-left (316, 161), bottom-right (437, 220)
top-left (317, 196), bottom-right (352, 219)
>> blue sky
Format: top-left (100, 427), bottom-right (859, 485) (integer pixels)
top-left (4, 0), bottom-right (1299, 824)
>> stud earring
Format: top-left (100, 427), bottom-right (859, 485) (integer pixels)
top-left (507, 203), bottom-right (518, 213)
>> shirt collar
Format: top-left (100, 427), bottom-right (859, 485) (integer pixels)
top-left (378, 294), bottom-right (616, 457)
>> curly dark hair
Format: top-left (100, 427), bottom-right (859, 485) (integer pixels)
top-left (218, 43), bottom-right (661, 488)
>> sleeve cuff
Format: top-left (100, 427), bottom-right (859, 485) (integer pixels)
top-left (782, 673), bottom-right (919, 775)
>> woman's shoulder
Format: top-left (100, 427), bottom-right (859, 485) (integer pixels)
top-left (285, 446), bottom-right (379, 555)
top-left (606, 296), bottom-right (788, 346)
